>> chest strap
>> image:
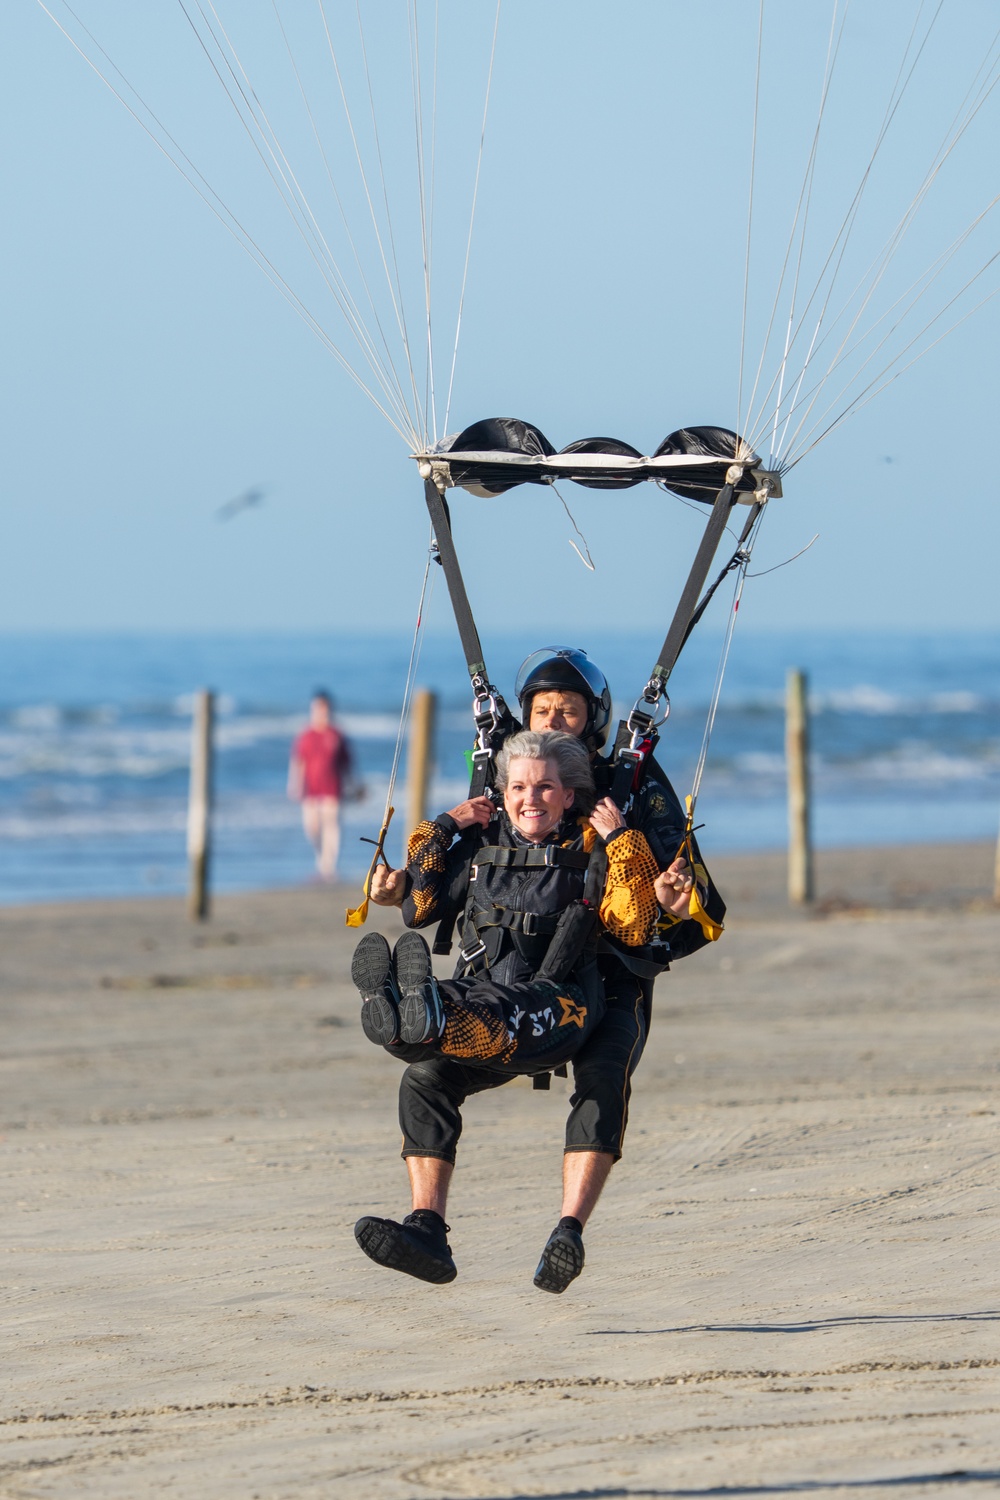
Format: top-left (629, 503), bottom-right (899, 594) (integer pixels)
top-left (472, 845), bottom-right (590, 871)
top-left (473, 906), bottom-right (561, 937)
top-left (459, 905), bottom-right (562, 969)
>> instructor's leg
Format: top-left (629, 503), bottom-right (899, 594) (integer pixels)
top-left (534, 975), bottom-right (648, 1295)
top-left (560, 1150), bottom-right (614, 1227)
top-left (407, 1155), bottom-right (453, 1217)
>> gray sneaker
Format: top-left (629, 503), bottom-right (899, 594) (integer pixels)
top-left (351, 932), bottom-right (401, 1046)
top-left (392, 932), bottom-right (445, 1044)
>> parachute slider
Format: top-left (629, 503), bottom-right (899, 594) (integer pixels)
top-left (414, 419), bottom-right (781, 500)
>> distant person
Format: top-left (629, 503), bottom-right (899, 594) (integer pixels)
top-left (288, 690), bottom-right (355, 881)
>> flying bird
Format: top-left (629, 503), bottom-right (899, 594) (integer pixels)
top-left (216, 485), bottom-right (266, 522)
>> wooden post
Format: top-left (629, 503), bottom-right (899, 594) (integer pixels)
top-left (187, 689), bottom-right (215, 921)
top-left (786, 668), bottom-right (814, 906)
top-left (406, 688), bottom-right (437, 838)
top-left (994, 813), bottom-right (1000, 906)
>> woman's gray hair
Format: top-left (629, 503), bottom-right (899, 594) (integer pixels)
top-left (495, 729), bottom-right (596, 816)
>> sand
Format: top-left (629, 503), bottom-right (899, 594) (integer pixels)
top-left (2, 840), bottom-right (999, 1498)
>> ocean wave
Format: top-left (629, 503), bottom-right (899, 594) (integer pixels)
top-left (706, 742), bottom-right (1000, 790)
top-left (813, 685), bottom-right (993, 716)
top-left (829, 745), bottom-right (1000, 784)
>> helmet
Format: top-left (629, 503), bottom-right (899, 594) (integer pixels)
top-left (515, 647), bottom-right (613, 749)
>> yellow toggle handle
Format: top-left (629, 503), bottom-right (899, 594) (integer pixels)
top-left (345, 805), bottom-right (395, 927)
top-left (681, 795), bottom-right (724, 942)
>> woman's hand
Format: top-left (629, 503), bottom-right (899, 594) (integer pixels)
top-left (654, 857), bottom-right (696, 917)
top-left (588, 796), bottom-right (625, 840)
top-left (444, 796), bottom-right (494, 830)
top-left (370, 865), bottom-right (407, 907)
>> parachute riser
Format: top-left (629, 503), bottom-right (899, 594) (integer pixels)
top-left (608, 470), bottom-right (754, 810)
top-left (422, 476), bottom-right (513, 796)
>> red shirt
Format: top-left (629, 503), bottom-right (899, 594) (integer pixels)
top-left (294, 726), bottom-right (351, 799)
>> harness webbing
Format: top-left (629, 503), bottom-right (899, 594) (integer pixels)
top-left (680, 500), bottom-right (763, 654)
top-left (423, 476), bottom-right (486, 680)
top-left (423, 474), bottom-right (514, 802)
top-left (650, 479), bottom-right (739, 688)
top-left (468, 906), bottom-right (562, 937)
top-left (608, 476), bottom-right (744, 810)
top-left (473, 845), bottom-right (590, 871)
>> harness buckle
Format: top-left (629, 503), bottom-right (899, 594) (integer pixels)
top-left (459, 936), bottom-right (487, 966)
top-left (472, 675), bottom-right (502, 751)
top-left (626, 681), bottom-right (670, 755)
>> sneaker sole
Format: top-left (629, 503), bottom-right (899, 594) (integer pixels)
top-left (533, 1233), bottom-right (585, 1294)
top-left (393, 931), bottom-right (433, 991)
top-left (394, 933), bottom-right (438, 1044)
top-left (360, 994), bottom-right (400, 1046)
top-left (352, 933), bottom-right (399, 1045)
top-left (354, 1216), bottom-right (457, 1284)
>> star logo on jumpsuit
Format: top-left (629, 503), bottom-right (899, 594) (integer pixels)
top-left (557, 994), bottom-right (588, 1029)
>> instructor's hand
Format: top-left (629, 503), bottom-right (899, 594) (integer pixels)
top-left (588, 797), bottom-right (625, 840)
top-left (655, 857), bottom-right (696, 918)
top-left (370, 865), bottom-right (406, 907)
top-left (445, 796), bottom-right (494, 830)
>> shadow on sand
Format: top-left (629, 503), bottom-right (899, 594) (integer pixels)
top-left (476, 1470), bottom-right (1000, 1499)
top-left (587, 1310), bottom-right (1000, 1337)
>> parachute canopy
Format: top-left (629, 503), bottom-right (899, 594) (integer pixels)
top-left (416, 419), bottom-right (782, 502)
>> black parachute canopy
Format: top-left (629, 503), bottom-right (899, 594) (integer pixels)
top-left (415, 419), bottom-right (781, 500)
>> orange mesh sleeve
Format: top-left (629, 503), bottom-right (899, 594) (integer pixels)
top-left (401, 818), bottom-right (455, 929)
top-left (599, 828), bottom-right (662, 946)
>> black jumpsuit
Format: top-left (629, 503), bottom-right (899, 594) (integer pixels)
top-left (394, 776), bottom-right (723, 1162)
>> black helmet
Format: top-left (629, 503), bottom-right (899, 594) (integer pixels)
top-left (515, 647), bottom-right (613, 750)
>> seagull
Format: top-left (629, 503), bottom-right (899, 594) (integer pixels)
top-left (216, 485), bottom-right (266, 521)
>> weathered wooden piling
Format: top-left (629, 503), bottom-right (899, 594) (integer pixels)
top-left (187, 689), bottom-right (215, 922)
top-left (786, 668), bottom-right (814, 906)
top-left (406, 688), bottom-right (437, 838)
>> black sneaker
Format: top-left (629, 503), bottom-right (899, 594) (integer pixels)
top-left (533, 1223), bottom-right (585, 1294)
top-left (392, 932), bottom-right (446, 1045)
top-left (351, 932), bottom-right (400, 1046)
top-left (354, 1209), bottom-right (457, 1284)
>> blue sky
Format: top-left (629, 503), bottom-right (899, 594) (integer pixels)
top-left (2, 1), bottom-right (998, 635)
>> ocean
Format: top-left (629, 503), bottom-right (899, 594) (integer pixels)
top-left (0, 629), bottom-right (996, 905)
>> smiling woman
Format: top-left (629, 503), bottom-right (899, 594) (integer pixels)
top-left (496, 729), bottom-right (592, 839)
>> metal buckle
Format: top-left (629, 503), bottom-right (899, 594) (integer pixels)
top-left (459, 937), bottom-right (487, 966)
top-left (626, 682), bottom-right (670, 754)
top-left (472, 675), bottom-right (501, 750)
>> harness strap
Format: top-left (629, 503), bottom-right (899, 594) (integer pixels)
top-left (532, 1063), bottom-right (568, 1091)
top-left (472, 844), bottom-right (590, 871)
top-left (423, 477), bottom-right (486, 681)
top-left (423, 474), bottom-right (512, 799)
top-left (678, 501), bottom-right (763, 655)
top-left (606, 477), bottom-right (740, 810)
top-left (535, 840), bottom-right (609, 985)
top-left (650, 478), bottom-right (739, 687)
top-left (469, 906), bottom-right (562, 937)
top-left (460, 838), bottom-right (599, 974)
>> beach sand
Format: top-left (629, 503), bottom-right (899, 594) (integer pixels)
top-left (2, 840), bottom-right (999, 1497)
